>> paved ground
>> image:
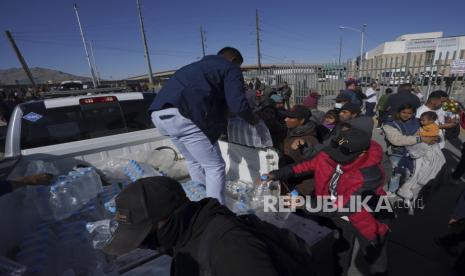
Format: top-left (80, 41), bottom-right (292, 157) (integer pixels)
top-left (373, 126), bottom-right (464, 276)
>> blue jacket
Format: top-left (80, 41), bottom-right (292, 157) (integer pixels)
top-left (149, 55), bottom-right (252, 144)
top-left (340, 89), bottom-right (361, 107)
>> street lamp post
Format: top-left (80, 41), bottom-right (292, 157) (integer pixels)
top-left (339, 24), bottom-right (367, 77)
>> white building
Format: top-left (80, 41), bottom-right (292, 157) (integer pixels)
top-left (366, 32), bottom-right (465, 62)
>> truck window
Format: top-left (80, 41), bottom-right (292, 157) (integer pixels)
top-left (119, 93), bottom-right (155, 131)
top-left (19, 95), bottom-right (155, 149)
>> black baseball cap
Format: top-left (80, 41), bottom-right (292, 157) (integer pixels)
top-left (103, 176), bottom-right (188, 256)
top-left (323, 128), bottom-right (371, 164)
top-left (340, 103), bottom-right (361, 115)
top-left (280, 105), bottom-right (312, 120)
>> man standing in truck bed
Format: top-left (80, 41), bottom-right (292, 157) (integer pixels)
top-left (149, 47), bottom-right (257, 203)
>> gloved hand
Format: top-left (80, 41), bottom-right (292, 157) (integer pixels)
top-left (267, 166), bottom-right (294, 181)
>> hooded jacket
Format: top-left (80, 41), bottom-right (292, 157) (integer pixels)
top-left (320, 115), bottom-right (374, 148)
top-left (302, 93), bottom-right (319, 109)
top-left (273, 141), bottom-right (389, 241)
top-left (158, 198), bottom-right (278, 276)
top-left (282, 121), bottom-right (319, 163)
top-left (255, 104), bottom-right (287, 149)
top-left (384, 90), bottom-right (421, 118)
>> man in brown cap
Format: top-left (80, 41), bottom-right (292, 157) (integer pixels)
top-left (104, 176), bottom-right (279, 276)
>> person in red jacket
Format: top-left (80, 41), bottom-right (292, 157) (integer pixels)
top-left (268, 127), bottom-right (390, 276)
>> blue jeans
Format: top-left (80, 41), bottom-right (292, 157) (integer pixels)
top-left (388, 155), bottom-right (402, 193)
top-left (365, 102), bottom-right (376, 117)
top-left (151, 108), bottom-right (225, 203)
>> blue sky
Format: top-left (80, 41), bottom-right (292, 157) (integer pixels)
top-left (1, 0), bottom-right (464, 80)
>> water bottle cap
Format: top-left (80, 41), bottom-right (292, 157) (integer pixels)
top-left (290, 190), bottom-right (299, 197)
top-left (260, 175), bottom-right (269, 181)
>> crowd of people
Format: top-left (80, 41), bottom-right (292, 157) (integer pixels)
top-left (1, 47), bottom-right (464, 275)
top-left (110, 47), bottom-right (465, 275)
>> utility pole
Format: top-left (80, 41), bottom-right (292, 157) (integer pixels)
top-left (200, 26), bottom-right (206, 58)
top-left (255, 8), bottom-right (262, 74)
top-left (88, 40), bottom-right (101, 86)
top-left (5, 30), bottom-right (37, 92)
top-left (137, 0), bottom-right (154, 85)
top-left (360, 24), bottom-right (367, 77)
top-left (338, 36), bottom-right (343, 65)
top-left (339, 24), bottom-right (367, 77)
top-left (74, 4), bottom-right (97, 88)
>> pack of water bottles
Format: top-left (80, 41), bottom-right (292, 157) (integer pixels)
top-left (100, 159), bottom-right (165, 185)
top-left (227, 117), bottom-right (273, 148)
top-left (29, 167), bottom-right (104, 221)
top-left (122, 160), bottom-right (164, 182)
top-left (180, 180), bottom-right (207, 201)
top-left (250, 176), bottom-right (281, 211)
top-left (225, 176), bottom-right (281, 215)
top-left (14, 219), bottom-right (116, 276)
top-left (100, 183), bottom-right (123, 215)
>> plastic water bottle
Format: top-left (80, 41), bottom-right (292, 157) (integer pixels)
top-left (50, 177), bottom-right (83, 220)
top-left (74, 167), bottom-right (103, 203)
top-left (255, 121), bottom-right (273, 147)
top-left (181, 181), bottom-right (206, 201)
top-left (233, 187), bottom-right (253, 215)
top-left (290, 189), bottom-right (299, 197)
top-left (104, 196), bottom-right (116, 214)
top-left (225, 180), bottom-right (238, 196)
top-left (128, 160), bottom-right (161, 180)
top-left (252, 175), bottom-right (269, 206)
top-left (33, 186), bottom-right (54, 221)
top-left (86, 219), bottom-right (118, 249)
top-left (101, 183), bottom-right (121, 202)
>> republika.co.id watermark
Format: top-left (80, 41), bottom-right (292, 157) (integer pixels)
top-left (263, 195), bottom-right (424, 213)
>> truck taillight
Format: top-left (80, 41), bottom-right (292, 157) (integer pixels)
top-left (79, 96), bottom-right (117, 105)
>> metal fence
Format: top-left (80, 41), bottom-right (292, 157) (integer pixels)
top-left (243, 50), bottom-right (465, 110)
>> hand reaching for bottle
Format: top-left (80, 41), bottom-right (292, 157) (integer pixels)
top-left (290, 139), bottom-right (306, 150)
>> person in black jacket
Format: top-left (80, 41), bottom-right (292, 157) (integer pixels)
top-left (104, 176), bottom-right (279, 276)
top-left (383, 83), bottom-right (421, 121)
top-left (255, 98), bottom-right (287, 150)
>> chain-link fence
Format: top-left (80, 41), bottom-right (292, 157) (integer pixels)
top-left (243, 51), bottom-right (465, 110)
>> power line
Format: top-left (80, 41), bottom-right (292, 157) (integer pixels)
top-left (14, 38), bottom-right (196, 57)
top-left (256, 8), bottom-right (262, 73)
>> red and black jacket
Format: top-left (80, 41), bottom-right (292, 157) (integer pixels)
top-left (273, 141), bottom-right (389, 241)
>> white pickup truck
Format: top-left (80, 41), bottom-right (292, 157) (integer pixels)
top-left (1, 91), bottom-right (280, 181)
top-left (2, 91), bottom-right (315, 275)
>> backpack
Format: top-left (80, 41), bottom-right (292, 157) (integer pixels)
top-left (198, 214), bottom-right (316, 276)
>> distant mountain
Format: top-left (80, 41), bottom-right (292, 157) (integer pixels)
top-left (0, 67), bottom-right (92, 85)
